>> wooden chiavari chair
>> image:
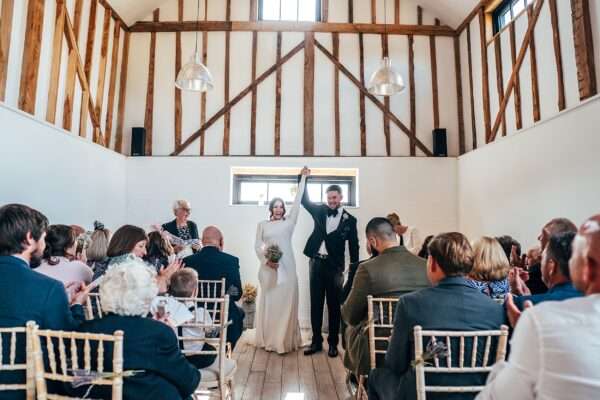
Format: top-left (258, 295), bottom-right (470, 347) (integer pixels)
top-left (413, 325), bottom-right (509, 399)
top-left (0, 326), bottom-right (34, 399)
top-left (83, 293), bottom-right (103, 321)
top-left (197, 279), bottom-right (226, 299)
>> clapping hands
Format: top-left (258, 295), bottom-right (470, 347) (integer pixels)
top-left (157, 258), bottom-right (184, 294)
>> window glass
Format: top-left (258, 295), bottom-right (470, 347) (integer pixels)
top-left (240, 182), bottom-right (268, 204)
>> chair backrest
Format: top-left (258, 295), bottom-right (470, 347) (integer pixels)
top-left (29, 322), bottom-right (124, 400)
top-left (413, 325), bottom-right (509, 400)
top-left (197, 279), bottom-right (227, 298)
top-left (0, 326), bottom-right (34, 398)
top-left (173, 296), bottom-right (230, 380)
top-left (84, 293), bottom-right (104, 320)
top-left (367, 296), bottom-right (399, 370)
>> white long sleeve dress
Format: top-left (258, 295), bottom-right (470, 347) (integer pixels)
top-left (254, 175), bottom-right (306, 354)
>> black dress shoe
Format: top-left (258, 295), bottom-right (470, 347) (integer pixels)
top-left (328, 346), bottom-right (339, 358)
top-left (303, 343), bottom-right (323, 356)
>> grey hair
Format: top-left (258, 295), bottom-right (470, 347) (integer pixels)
top-left (172, 200), bottom-right (191, 214)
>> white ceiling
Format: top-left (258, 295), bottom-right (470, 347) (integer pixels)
top-left (110, 0), bottom-right (478, 28)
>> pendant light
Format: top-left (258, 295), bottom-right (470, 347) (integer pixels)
top-left (367, 0), bottom-right (405, 96)
top-left (175, 0), bottom-right (213, 92)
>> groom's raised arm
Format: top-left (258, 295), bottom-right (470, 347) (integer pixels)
top-left (299, 174), bottom-right (320, 218)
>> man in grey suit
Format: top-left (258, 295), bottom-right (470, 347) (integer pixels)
top-left (342, 218), bottom-right (429, 377)
top-left (368, 232), bottom-right (506, 400)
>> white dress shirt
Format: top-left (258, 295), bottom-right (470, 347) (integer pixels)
top-left (319, 207), bottom-right (344, 255)
top-left (476, 294), bottom-right (600, 400)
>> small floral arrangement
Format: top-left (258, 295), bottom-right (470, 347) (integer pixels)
top-left (264, 243), bottom-right (283, 263)
top-left (242, 284), bottom-right (258, 304)
top-left (411, 338), bottom-right (449, 369)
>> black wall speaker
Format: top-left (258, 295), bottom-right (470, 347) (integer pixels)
top-left (131, 127), bottom-right (146, 156)
top-left (433, 128), bottom-right (447, 157)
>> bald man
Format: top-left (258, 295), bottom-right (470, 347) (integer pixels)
top-left (183, 226), bottom-right (244, 348)
top-left (477, 215), bottom-right (600, 400)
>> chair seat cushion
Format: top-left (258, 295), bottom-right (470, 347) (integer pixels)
top-left (199, 357), bottom-right (237, 384)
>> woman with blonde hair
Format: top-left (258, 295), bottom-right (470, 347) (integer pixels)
top-left (467, 236), bottom-right (511, 300)
top-left (86, 221), bottom-right (111, 271)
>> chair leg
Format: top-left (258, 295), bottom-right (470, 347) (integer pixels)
top-left (228, 380), bottom-right (235, 400)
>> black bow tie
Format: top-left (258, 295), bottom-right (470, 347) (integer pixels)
top-left (327, 208), bottom-right (339, 217)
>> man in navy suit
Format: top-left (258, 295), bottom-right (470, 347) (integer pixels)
top-left (368, 232), bottom-right (506, 400)
top-left (0, 204), bottom-right (89, 400)
top-left (183, 226), bottom-right (244, 348)
top-left (300, 169), bottom-right (360, 357)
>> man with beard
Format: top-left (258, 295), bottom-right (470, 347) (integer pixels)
top-left (0, 204), bottom-right (89, 400)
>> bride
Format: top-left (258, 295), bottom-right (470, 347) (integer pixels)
top-left (254, 167), bottom-right (308, 354)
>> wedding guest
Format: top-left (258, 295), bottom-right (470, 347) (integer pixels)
top-left (145, 231), bottom-right (175, 271)
top-left (73, 259), bottom-right (200, 400)
top-left (35, 225), bottom-right (94, 288)
top-left (476, 215), bottom-right (600, 400)
top-left (495, 235), bottom-right (521, 263)
top-left (524, 246), bottom-right (547, 294)
top-left (183, 226), bottom-right (244, 348)
top-left (150, 268), bottom-right (217, 369)
top-left (0, 204), bottom-right (88, 400)
top-left (387, 212), bottom-right (422, 255)
top-left (71, 224), bottom-right (87, 260)
top-left (86, 221), bottom-right (111, 271)
top-left (417, 235), bottom-right (434, 259)
top-left (466, 237), bottom-right (510, 301)
top-left (342, 244), bottom-right (379, 303)
top-left (538, 217), bottom-right (577, 250)
top-left (342, 218), bottom-right (429, 377)
top-left (368, 232), bottom-right (505, 400)
top-left (162, 200), bottom-right (201, 255)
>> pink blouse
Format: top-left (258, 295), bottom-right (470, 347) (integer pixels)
top-left (35, 257), bottom-right (94, 286)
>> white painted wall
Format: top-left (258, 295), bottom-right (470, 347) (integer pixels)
top-left (125, 156), bottom-right (458, 326)
top-left (122, 0), bottom-right (461, 157)
top-left (0, 103), bottom-right (127, 229)
top-left (458, 95), bottom-right (600, 250)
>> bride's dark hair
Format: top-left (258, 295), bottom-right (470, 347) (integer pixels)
top-left (269, 197), bottom-right (286, 220)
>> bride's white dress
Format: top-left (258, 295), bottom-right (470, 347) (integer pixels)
top-left (254, 175), bottom-right (306, 354)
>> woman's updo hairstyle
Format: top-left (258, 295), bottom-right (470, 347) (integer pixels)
top-left (43, 225), bottom-right (76, 265)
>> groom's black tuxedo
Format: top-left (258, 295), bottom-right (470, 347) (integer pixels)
top-left (301, 178), bottom-right (360, 349)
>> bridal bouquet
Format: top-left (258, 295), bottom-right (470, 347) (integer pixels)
top-left (264, 243), bottom-right (283, 263)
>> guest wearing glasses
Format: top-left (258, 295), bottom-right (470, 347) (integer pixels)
top-left (162, 200), bottom-right (201, 256)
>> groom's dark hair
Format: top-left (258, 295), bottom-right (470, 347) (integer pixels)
top-left (326, 185), bottom-right (343, 195)
top-left (366, 218), bottom-right (396, 241)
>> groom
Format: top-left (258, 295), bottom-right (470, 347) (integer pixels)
top-left (301, 168), bottom-right (359, 357)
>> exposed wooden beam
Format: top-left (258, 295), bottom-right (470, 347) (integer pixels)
top-left (129, 21), bottom-right (456, 36)
top-left (478, 7), bottom-right (491, 142)
top-left (348, 0), bottom-right (353, 23)
top-left (98, 0), bottom-right (128, 31)
top-left (509, 22), bottom-right (522, 130)
top-left (144, 9), bottom-right (159, 156)
top-left (395, 0), bottom-right (400, 24)
top-left (250, 0), bottom-right (258, 21)
top-left (18, 0), bottom-right (45, 114)
top-left (171, 41), bottom-right (306, 156)
top-left (94, 6), bottom-right (112, 144)
top-left (84, 0), bottom-right (98, 82)
top-left (332, 32), bottom-right (340, 156)
top-left (304, 32), bottom-right (315, 156)
top-left (104, 17), bottom-right (121, 148)
top-left (549, 0), bottom-right (566, 111)
top-left (62, 0), bottom-right (83, 132)
top-left (115, 31), bottom-right (130, 154)
top-left (358, 32), bottom-right (367, 156)
top-left (494, 35), bottom-right (506, 136)
top-left (46, 0), bottom-right (66, 124)
top-left (408, 34), bottom-right (416, 155)
top-left (174, 0), bottom-right (183, 149)
top-left (570, 0), bottom-right (597, 100)
top-left (489, 0), bottom-right (545, 142)
top-left (430, 18), bottom-right (440, 129)
top-left (322, 0), bottom-right (329, 22)
top-left (466, 24), bottom-right (478, 149)
top-left (274, 32), bottom-right (282, 156)
top-left (382, 34), bottom-right (391, 156)
top-left (527, 5), bottom-right (541, 122)
top-left (417, 6), bottom-right (423, 25)
top-left (0, 0), bottom-right (15, 102)
top-left (454, 36), bottom-right (466, 155)
top-left (371, 0), bottom-right (377, 23)
top-left (200, 0), bottom-right (208, 155)
top-left (223, 0), bottom-right (232, 156)
top-left (456, 0), bottom-right (497, 34)
top-left (250, 31), bottom-right (258, 155)
top-left (314, 39), bottom-right (432, 156)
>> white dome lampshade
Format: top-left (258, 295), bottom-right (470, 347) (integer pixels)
top-left (367, 56), bottom-right (405, 96)
top-left (175, 51), bottom-right (213, 92)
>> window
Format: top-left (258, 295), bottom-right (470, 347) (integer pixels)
top-left (258, 0), bottom-right (322, 22)
top-left (493, 0), bottom-right (533, 33)
top-left (231, 167), bottom-right (358, 206)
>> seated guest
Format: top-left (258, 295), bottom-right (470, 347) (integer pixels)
top-left (417, 235), bottom-right (434, 259)
top-left (74, 259), bottom-right (200, 400)
top-left (477, 215), bottom-right (600, 400)
top-left (537, 217), bottom-right (578, 250)
top-left (342, 243), bottom-right (379, 303)
top-left (145, 231), bottom-right (175, 271)
top-left (524, 246), bottom-right (547, 294)
top-left (467, 237), bottom-right (510, 301)
top-left (35, 225), bottom-right (94, 292)
top-left (86, 221), bottom-right (111, 271)
top-left (387, 213), bottom-right (423, 255)
top-left (183, 226), bottom-right (244, 348)
top-left (368, 232), bottom-right (506, 400)
top-left (151, 268), bottom-right (217, 369)
top-left (0, 204), bottom-right (88, 400)
top-left (510, 231), bottom-right (582, 311)
top-left (162, 200), bottom-right (201, 257)
top-left (342, 218), bottom-right (429, 377)
top-left (495, 235), bottom-right (521, 264)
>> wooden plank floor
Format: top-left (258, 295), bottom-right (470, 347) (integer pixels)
top-left (232, 341), bottom-right (351, 400)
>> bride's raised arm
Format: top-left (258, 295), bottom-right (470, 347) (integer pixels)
top-left (254, 221), bottom-right (266, 265)
top-left (287, 172), bottom-right (307, 226)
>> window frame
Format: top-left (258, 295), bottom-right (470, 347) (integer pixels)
top-left (231, 173), bottom-right (357, 207)
top-left (492, 0), bottom-right (532, 34)
top-left (258, 0), bottom-right (323, 22)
